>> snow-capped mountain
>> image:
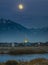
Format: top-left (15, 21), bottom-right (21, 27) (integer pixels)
top-left (0, 18), bottom-right (28, 31)
top-left (0, 18), bottom-right (48, 42)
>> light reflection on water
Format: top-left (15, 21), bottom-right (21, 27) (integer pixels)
top-left (0, 54), bottom-right (48, 62)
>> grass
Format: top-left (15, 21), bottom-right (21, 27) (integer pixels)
top-left (8, 49), bottom-right (47, 55)
top-left (0, 46), bottom-right (48, 55)
top-left (0, 58), bottom-right (48, 65)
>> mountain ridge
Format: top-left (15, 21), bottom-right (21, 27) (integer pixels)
top-left (0, 18), bottom-right (48, 42)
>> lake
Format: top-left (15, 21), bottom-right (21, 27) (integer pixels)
top-left (0, 54), bottom-right (48, 62)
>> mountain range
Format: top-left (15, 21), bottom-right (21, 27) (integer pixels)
top-left (0, 18), bottom-right (48, 42)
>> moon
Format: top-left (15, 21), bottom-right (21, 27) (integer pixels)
top-left (18, 4), bottom-right (24, 10)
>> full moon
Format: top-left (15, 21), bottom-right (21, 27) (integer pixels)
top-left (18, 4), bottom-right (24, 10)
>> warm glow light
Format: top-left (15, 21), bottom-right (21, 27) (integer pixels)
top-left (18, 4), bottom-right (24, 10)
top-left (24, 39), bottom-right (28, 43)
top-left (25, 40), bottom-right (28, 43)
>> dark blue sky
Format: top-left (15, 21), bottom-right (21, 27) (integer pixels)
top-left (0, 0), bottom-right (48, 28)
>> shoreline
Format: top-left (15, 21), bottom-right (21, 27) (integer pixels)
top-left (0, 46), bottom-right (48, 55)
top-left (0, 46), bottom-right (48, 64)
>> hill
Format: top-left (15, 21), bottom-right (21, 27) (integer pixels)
top-left (0, 18), bottom-right (48, 42)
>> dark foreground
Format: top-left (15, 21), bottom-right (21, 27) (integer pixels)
top-left (0, 58), bottom-right (48, 65)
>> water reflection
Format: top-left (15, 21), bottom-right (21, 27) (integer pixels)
top-left (0, 54), bottom-right (48, 62)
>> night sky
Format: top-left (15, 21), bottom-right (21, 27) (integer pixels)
top-left (0, 0), bottom-right (48, 28)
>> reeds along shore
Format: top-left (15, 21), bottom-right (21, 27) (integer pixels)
top-left (0, 46), bottom-right (48, 55)
top-left (0, 58), bottom-right (48, 65)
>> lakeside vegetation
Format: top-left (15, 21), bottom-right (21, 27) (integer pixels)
top-left (0, 42), bottom-right (48, 54)
top-left (0, 58), bottom-right (48, 65)
top-left (0, 46), bottom-right (48, 55)
top-left (8, 48), bottom-right (47, 55)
